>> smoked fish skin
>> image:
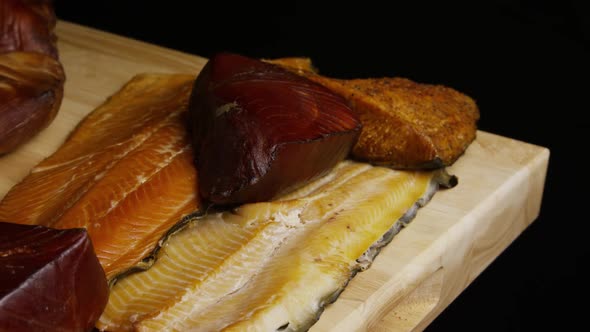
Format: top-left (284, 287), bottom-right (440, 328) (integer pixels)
top-left (0, 74), bottom-right (202, 280)
top-left (268, 57), bottom-right (480, 169)
top-left (98, 161), bottom-right (452, 332)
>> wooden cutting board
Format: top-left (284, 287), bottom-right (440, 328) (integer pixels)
top-left (0, 21), bottom-right (549, 331)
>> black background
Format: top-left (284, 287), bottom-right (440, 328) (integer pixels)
top-left (54, 1), bottom-right (589, 331)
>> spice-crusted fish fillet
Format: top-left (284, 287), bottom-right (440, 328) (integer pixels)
top-left (97, 161), bottom-right (455, 332)
top-left (268, 57), bottom-right (480, 169)
top-left (0, 74), bottom-right (202, 279)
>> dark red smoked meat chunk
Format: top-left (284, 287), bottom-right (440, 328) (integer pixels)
top-left (188, 53), bottom-right (361, 205)
top-left (0, 222), bottom-right (108, 332)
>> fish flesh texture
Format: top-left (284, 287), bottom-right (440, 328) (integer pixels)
top-left (98, 161), bottom-right (454, 331)
top-left (188, 53), bottom-right (361, 205)
top-left (267, 57), bottom-right (480, 169)
top-left (0, 74), bottom-right (202, 280)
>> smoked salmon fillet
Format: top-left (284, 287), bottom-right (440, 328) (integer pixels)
top-left (0, 73), bottom-right (202, 280)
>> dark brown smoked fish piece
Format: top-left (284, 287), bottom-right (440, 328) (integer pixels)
top-left (0, 0), bottom-right (65, 154)
top-left (0, 221), bottom-right (108, 332)
top-left (188, 53), bottom-right (362, 205)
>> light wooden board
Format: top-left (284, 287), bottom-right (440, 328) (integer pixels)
top-left (0, 21), bottom-right (549, 331)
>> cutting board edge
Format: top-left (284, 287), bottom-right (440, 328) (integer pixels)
top-left (380, 143), bottom-right (549, 331)
top-left (312, 139), bottom-right (550, 331)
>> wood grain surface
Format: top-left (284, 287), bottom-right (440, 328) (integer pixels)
top-left (0, 21), bottom-right (550, 331)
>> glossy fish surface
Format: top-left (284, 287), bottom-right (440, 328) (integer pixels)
top-left (0, 74), bottom-right (202, 279)
top-left (0, 222), bottom-right (108, 332)
top-left (188, 53), bottom-right (361, 205)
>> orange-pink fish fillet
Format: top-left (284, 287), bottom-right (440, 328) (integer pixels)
top-left (0, 74), bottom-right (201, 279)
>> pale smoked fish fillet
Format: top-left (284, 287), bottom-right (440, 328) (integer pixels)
top-left (0, 74), bottom-right (201, 280)
top-left (98, 161), bottom-right (453, 332)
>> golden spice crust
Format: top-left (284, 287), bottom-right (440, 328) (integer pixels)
top-left (313, 77), bottom-right (479, 168)
top-left (267, 58), bottom-right (480, 169)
